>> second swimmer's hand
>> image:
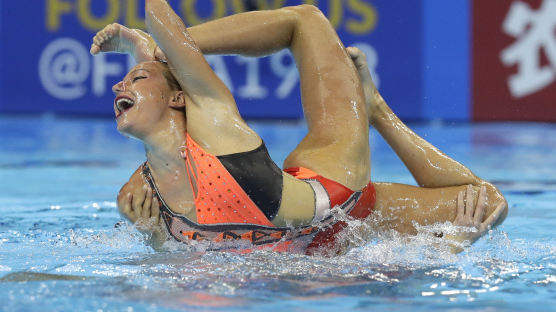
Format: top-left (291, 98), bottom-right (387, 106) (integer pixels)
top-left (444, 185), bottom-right (506, 253)
top-left (117, 176), bottom-right (168, 249)
top-left (117, 183), bottom-right (162, 233)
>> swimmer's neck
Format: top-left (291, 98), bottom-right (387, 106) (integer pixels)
top-left (143, 112), bottom-right (187, 175)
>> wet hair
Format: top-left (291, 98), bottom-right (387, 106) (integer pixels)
top-left (158, 62), bottom-right (182, 91)
top-left (157, 62), bottom-right (186, 114)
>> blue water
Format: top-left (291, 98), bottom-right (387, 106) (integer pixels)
top-left (0, 115), bottom-right (554, 311)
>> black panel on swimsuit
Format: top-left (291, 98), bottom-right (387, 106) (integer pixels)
top-left (217, 143), bottom-right (283, 221)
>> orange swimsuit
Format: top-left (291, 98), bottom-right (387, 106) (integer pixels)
top-left (142, 134), bottom-right (376, 255)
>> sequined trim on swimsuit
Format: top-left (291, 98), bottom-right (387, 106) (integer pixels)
top-left (141, 162), bottom-right (369, 252)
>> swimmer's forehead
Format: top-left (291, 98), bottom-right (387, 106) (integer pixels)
top-left (125, 62), bottom-right (163, 78)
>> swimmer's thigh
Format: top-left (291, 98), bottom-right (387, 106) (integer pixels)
top-left (282, 5), bottom-right (369, 191)
top-left (372, 183), bottom-right (502, 235)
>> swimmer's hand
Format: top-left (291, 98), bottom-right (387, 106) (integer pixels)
top-left (118, 184), bottom-right (160, 226)
top-left (90, 23), bottom-right (167, 63)
top-left (444, 185), bottom-right (507, 253)
top-left (117, 170), bottom-right (162, 230)
top-left (118, 182), bottom-right (168, 249)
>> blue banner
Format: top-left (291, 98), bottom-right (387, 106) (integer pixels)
top-left (0, 0), bottom-right (425, 119)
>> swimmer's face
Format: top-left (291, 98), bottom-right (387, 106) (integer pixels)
top-left (112, 62), bottom-right (183, 139)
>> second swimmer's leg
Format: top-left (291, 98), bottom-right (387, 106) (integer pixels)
top-left (347, 47), bottom-right (508, 231)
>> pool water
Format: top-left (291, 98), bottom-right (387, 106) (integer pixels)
top-left (0, 116), bottom-right (554, 311)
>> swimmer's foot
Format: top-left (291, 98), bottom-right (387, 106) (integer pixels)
top-left (347, 47), bottom-right (385, 125)
top-left (90, 23), bottom-right (166, 63)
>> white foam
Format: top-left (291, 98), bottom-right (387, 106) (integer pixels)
top-left (0, 265), bottom-right (12, 272)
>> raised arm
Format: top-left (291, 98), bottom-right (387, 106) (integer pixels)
top-left (144, 0), bottom-right (260, 156)
top-left (145, 0), bottom-right (226, 101)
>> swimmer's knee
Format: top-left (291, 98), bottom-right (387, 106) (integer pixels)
top-left (282, 4), bottom-right (326, 22)
top-left (291, 4), bottom-right (321, 14)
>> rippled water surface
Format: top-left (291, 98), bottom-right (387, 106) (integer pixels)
top-left (0, 116), bottom-right (554, 311)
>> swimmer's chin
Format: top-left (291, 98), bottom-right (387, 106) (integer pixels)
top-left (116, 122), bottom-right (143, 141)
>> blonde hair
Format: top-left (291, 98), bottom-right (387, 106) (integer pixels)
top-left (158, 62), bottom-right (182, 91)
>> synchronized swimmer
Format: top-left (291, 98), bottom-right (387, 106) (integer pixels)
top-left (90, 1), bottom-right (507, 255)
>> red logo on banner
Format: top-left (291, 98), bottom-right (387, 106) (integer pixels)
top-left (473, 0), bottom-right (556, 121)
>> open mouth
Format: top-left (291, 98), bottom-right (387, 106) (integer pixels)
top-left (114, 96), bottom-right (135, 118)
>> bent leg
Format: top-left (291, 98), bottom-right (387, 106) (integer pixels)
top-left (280, 6), bottom-right (369, 191)
top-left (186, 6), bottom-right (370, 190)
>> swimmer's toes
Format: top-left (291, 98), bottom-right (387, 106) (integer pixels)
top-left (105, 23), bottom-right (121, 37)
top-left (347, 47), bottom-right (367, 68)
top-left (346, 47), bottom-right (361, 59)
top-left (93, 35), bottom-right (102, 47)
top-left (90, 44), bottom-right (100, 55)
top-left (93, 26), bottom-right (124, 53)
top-left (101, 31), bottom-right (110, 42)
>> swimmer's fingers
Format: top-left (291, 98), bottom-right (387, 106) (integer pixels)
top-left (141, 187), bottom-right (153, 219)
top-left (116, 189), bottom-right (126, 212)
top-left (480, 201), bottom-right (506, 232)
top-left (465, 184), bottom-right (474, 218)
top-left (473, 186), bottom-right (487, 224)
top-left (132, 185), bottom-right (148, 221)
top-left (456, 190), bottom-right (465, 221)
top-left (121, 193), bottom-right (133, 222)
top-left (453, 186), bottom-right (478, 227)
top-left (151, 196), bottom-right (160, 223)
top-left (123, 193), bottom-right (132, 214)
